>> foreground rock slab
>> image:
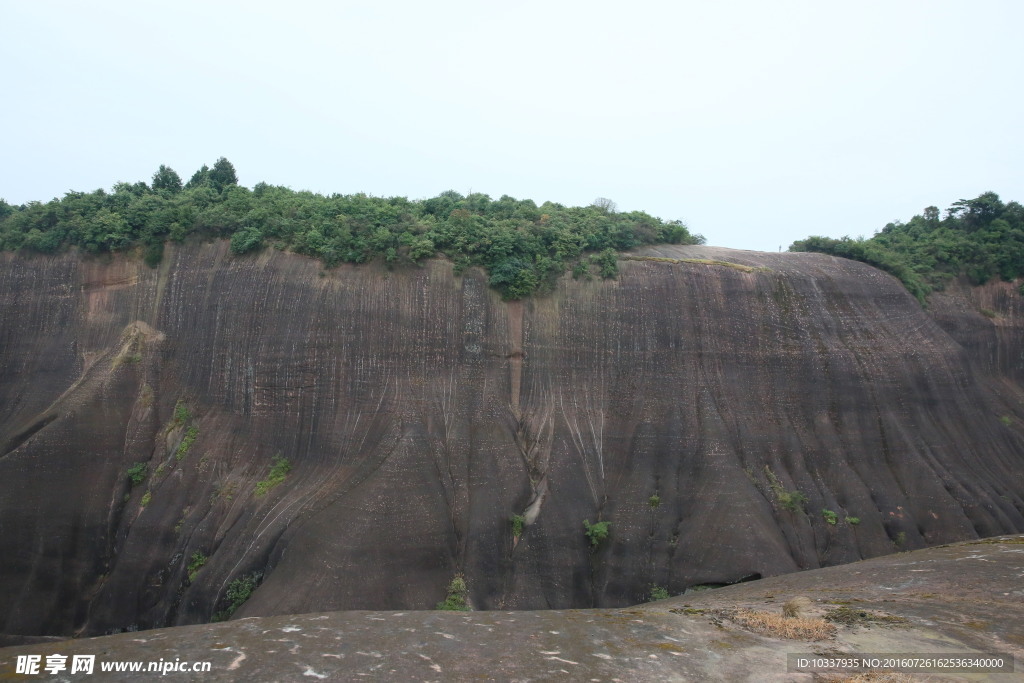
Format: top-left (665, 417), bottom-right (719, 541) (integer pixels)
top-left (2, 537), bottom-right (1021, 681)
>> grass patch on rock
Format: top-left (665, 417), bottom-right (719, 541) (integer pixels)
top-left (255, 454), bottom-right (291, 496)
top-left (729, 609), bottom-right (836, 641)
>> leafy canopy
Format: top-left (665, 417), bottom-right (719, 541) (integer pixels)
top-left (0, 160), bottom-right (703, 299)
top-left (790, 192), bottom-right (1024, 303)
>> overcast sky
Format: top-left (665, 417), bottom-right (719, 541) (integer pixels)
top-left (2, 1), bottom-right (1021, 252)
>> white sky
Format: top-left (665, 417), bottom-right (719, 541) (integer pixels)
top-left (1, 0), bottom-right (1021, 252)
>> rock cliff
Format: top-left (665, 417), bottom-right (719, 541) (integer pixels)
top-left (1, 242), bottom-right (1022, 638)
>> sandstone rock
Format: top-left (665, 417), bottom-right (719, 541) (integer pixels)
top-left (2, 537), bottom-right (1021, 681)
top-left (0, 243), bottom-right (1021, 638)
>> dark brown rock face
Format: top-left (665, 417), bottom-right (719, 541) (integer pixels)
top-left (1, 243), bottom-right (1022, 638)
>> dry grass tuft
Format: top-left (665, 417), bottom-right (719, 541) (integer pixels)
top-left (783, 595), bottom-right (813, 618)
top-left (730, 609), bottom-right (836, 641)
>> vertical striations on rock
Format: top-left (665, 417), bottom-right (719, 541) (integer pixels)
top-left (0, 242), bottom-right (1022, 637)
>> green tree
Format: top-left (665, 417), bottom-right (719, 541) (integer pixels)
top-left (185, 164), bottom-right (210, 190)
top-left (209, 157), bottom-right (239, 191)
top-left (79, 208), bottom-right (131, 253)
top-left (152, 165), bottom-right (182, 194)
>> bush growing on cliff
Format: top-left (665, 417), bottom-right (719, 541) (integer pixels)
top-left (255, 454), bottom-right (291, 496)
top-left (213, 571), bottom-right (262, 621)
top-left (436, 575), bottom-right (470, 611)
top-left (187, 551), bottom-right (207, 582)
top-left (778, 490), bottom-right (808, 512)
top-left (791, 192), bottom-right (1024, 303)
top-left (510, 514), bottom-right (525, 538)
top-left (172, 400), bottom-right (191, 426)
top-left (648, 585), bottom-right (670, 602)
top-left (126, 462), bottom-right (148, 485)
top-left (765, 466), bottom-right (808, 512)
top-left (175, 426), bottom-right (198, 461)
top-left (583, 519), bottom-right (610, 548)
top-left (0, 162), bottom-right (702, 299)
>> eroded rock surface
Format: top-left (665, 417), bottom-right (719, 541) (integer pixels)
top-left (1, 536), bottom-right (1021, 681)
top-left (0, 243), bottom-right (1022, 638)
